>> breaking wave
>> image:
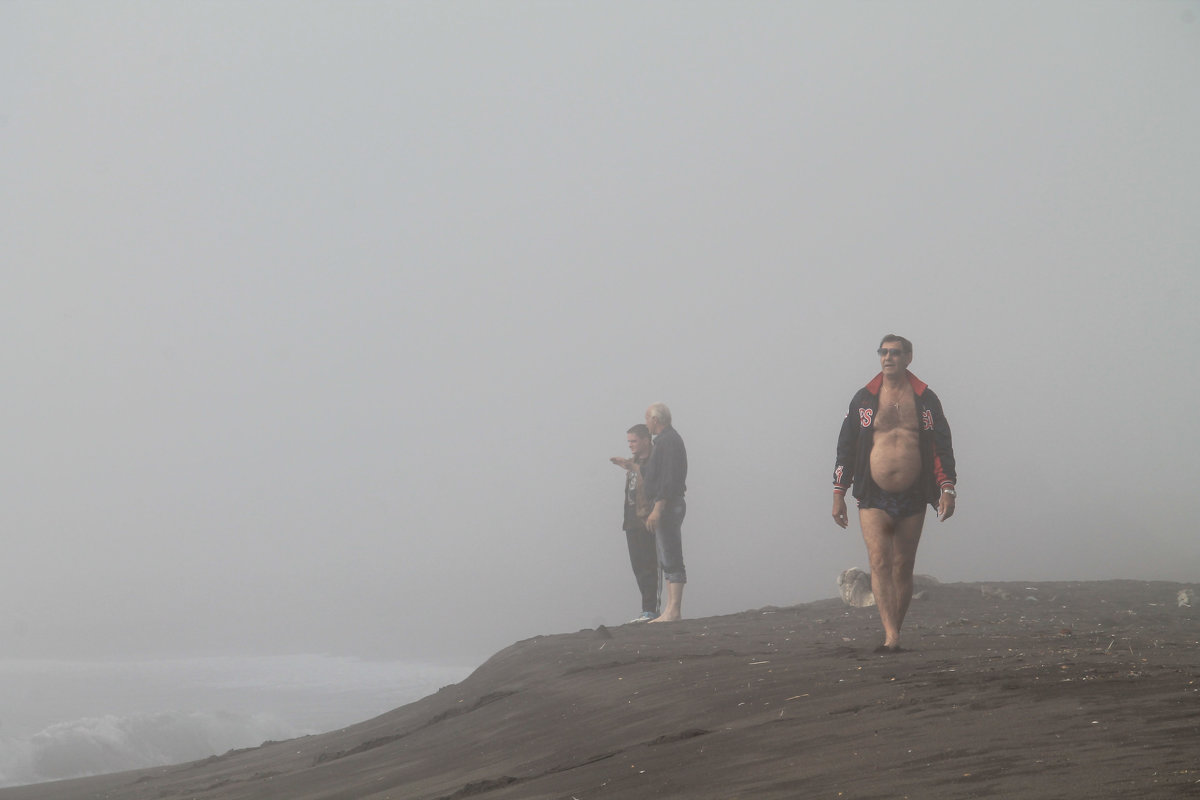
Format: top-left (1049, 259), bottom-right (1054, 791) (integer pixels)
top-left (0, 655), bottom-right (471, 788)
top-left (0, 709), bottom-right (300, 787)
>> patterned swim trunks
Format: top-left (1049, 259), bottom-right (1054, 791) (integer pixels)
top-left (857, 483), bottom-right (927, 519)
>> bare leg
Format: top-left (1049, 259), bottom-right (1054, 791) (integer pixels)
top-left (649, 581), bottom-right (684, 623)
top-left (859, 508), bottom-right (925, 648)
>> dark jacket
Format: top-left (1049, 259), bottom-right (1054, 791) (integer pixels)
top-left (622, 455), bottom-right (652, 532)
top-left (833, 371), bottom-right (956, 507)
top-left (644, 425), bottom-right (687, 505)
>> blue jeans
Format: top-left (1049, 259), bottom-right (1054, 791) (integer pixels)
top-left (654, 499), bottom-right (687, 584)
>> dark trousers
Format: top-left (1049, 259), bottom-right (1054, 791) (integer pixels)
top-left (625, 526), bottom-right (661, 614)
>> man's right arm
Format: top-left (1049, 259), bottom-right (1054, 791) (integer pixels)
top-left (832, 393), bottom-right (861, 528)
top-left (646, 498), bottom-right (666, 531)
top-left (833, 394), bottom-right (861, 495)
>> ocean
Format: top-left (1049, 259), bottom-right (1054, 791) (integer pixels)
top-left (0, 654), bottom-right (472, 788)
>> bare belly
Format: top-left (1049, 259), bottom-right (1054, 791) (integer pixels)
top-left (869, 429), bottom-right (921, 492)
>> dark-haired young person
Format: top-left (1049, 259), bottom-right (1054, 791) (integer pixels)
top-left (610, 424), bottom-right (660, 622)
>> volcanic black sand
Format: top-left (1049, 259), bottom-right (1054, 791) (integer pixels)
top-left (2, 580), bottom-right (1197, 799)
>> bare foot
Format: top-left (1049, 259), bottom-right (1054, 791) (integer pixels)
top-left (648, 612), bottom-right (681, 623)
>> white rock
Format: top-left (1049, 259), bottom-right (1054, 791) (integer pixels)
top-left (838, 568), bottom-right (875, 608)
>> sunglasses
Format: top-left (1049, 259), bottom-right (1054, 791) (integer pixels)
top-left (877, 347), bottom-right (907, 357)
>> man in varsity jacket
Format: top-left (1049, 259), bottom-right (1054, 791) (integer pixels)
top-left (832, 334), bottom-right (957, 653)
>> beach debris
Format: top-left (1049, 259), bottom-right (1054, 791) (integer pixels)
top-left (648, 729), bottom-right (710, 746)
top-left (1178, 589), bottom-right (1194, 608)
top-left (838, 568), bottom-right (875, 607)
top-left (980, 585), bottom-right (1012, 600)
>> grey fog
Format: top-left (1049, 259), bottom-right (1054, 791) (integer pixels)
top-left (4, 1), bottom-right (1198, 672)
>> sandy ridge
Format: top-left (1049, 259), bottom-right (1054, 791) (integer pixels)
top-left (1, 580), bottom-right (1196, 799)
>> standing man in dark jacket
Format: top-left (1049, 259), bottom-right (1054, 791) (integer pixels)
top-left (610, 424), bottom-right (660, 622)
top-left (832, 335), bottom-right (957, 652)
top-left (643, 402), bottom-right (687, 623)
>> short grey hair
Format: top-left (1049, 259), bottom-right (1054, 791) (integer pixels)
top-left (646, 402), bottom-right (672, 426)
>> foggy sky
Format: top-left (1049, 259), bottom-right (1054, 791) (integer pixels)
top-left (3, 1), bottom-right (1198, 664)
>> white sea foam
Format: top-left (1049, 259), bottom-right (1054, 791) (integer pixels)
top-left (0, 710), bottom-right (298, 787)
top-left (0, 655), bottom-right (471, 788)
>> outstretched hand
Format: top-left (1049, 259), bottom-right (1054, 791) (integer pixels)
top-left (610, 456), bottom-right (632, 470)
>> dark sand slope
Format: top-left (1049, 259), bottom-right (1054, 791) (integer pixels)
top-left (2, 581), bottom-right (1197, 800)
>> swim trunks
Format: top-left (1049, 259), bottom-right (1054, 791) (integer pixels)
top-left (857, 483), bottom-right (926, 518)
